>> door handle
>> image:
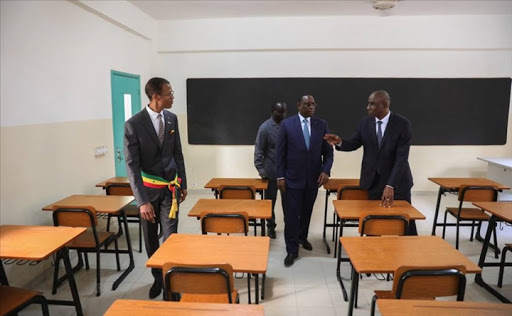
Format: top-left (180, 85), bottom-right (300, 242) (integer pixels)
top-left (116, 147), bottom-right (123, 162)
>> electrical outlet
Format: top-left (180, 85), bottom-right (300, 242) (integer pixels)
top-left (94, 146), bottom-right (108, 157)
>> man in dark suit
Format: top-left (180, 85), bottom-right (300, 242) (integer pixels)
top-left (324, 90), bottom-right (416, 234)
top-left (124, 77), bottom-right (187, 298)
top-left (276, 95), bottom-right (334, 267)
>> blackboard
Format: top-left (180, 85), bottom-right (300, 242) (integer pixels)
top-left (186, 78), bottom-right (511, 145)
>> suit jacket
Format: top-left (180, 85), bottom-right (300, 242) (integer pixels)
top-left (254, 117), bottom-right (280, 180)
top-left (276, 115), bottom-right (333, 190)
top-left (338, 112), bottom-right (413, 192)
top-left (124, 108), bottom-right (187, 207)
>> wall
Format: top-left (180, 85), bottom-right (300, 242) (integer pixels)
top-left (157, 15), bottom-right (512, 191)
top-left (0, 0), bottom-right (155, 286)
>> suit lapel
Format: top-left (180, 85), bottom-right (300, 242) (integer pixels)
top-left (293, 115), bottom-right (307, 150)
top-left (310, 116), bottom-right (321, 148)
top-left (367, 117), bottom-right (378, 150)
top-left (379, 112), bottom-right (394, 151)
top-left (141, 108), bottom-right (162, 149)
top-left (162, 111), bottom-right (170, 147)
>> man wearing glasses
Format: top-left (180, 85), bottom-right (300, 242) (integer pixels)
top-left (324, 90), bottom-right (416, 235)
top-left (276, 95), bottom-right (333, 267)
top-left (125, 77), bottom-right (187, 298)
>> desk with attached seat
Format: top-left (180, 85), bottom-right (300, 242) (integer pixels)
top-left (42, 195), bottom-right (135, 291)
top-left (340, 236), bottom-right (481, 316)
top-left (428, 178), bottom-right (509, 236)
top-left (0, 225), bottom-right (86, 315)
top-left (333, 200), bottom-right (426, 301)
top-left (472, 201), bottom-right (512, 303)
top-left (146, 233), bottom-right (269, 304)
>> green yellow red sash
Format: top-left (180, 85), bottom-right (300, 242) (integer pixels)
top-left (141, 171), bottom-right (181, 219)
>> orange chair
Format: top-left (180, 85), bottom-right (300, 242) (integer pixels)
top-left (498, 243), bottom-right (512, 288)
top-left (370, 265), bottom-right (467, 316)
top-left (334, 185), bottom-right (368, 258)
top-left (0, 285), bottom-right (49, 316)
top-left (200, 211), bottom-right (249, 236)
top-left (359, 212), bottom-right (410, 237)
top-left (163, 262), bottom-right (239, 304)
top-left (105, 183), bottom-right (143, 253)
top-left (442, 185), bottom-right (499, 257)
top-left (52, 206), bottom-right (120, 296)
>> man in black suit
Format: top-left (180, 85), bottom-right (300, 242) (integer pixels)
top-left (124, 77), bottom-right (187, 298)
top-left (277, 95), bottom-right (334, 267)
top-left (324, 90), bottom-right (416, 235)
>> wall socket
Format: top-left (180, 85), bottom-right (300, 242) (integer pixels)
top-left (94, 146), bottom-right (108, 157)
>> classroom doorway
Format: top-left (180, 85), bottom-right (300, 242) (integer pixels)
top-left (111, 70), bottom-right (141, 176)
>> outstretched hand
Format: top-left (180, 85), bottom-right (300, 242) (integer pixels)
top-left (323, 134), bottom-right (341, 146)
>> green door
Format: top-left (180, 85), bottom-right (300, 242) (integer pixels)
top-left (111, 70), bottom-right (141, 176)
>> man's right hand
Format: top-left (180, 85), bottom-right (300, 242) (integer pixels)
top-left (277, 179), bottom-right (286, 192)
top-left (140, 202), bottom-right (156, 223)
top-left (323, 134), bottom-right (341, 146)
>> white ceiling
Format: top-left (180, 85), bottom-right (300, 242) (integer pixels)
top-left (129, 0), bottom-right (512, 20)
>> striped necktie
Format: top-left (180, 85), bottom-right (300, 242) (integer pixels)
top-left (303, 119), bottom-right (310, 150)
top-left (377, 120), bottom-right (383, 148)
top-left (157, 114), bottom-right (164, 144)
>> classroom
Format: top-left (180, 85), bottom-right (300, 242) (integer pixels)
top-left (1, 1), bottom-right (511, 315)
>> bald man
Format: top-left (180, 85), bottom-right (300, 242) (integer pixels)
top-left (324, 90), bottom-right (417, 235)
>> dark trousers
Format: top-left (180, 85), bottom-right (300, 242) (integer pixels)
top-left (264, 180), bottom-right (285, 230)
top-left (368, 175), bottom-right (417, 235)
top-left (284, 187), bottom-right (318, 255)
top-left (141, 188), bottom-right (180, 283)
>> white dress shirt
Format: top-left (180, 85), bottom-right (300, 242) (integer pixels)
top-left (375, 111), bottom-right (391, 137)
top-left (298, 113), bottom-right (311, 136)
top-left (146, 105), bottom-right (165, 135)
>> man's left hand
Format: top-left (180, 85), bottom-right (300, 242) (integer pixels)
top-left (180, 189), bottom-right (188, 202)
top-left (381, 186), bottom-right (394, 207)
top-left (317, 172), bottom-right (329, 187)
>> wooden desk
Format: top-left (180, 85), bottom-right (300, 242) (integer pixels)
top-left (473, 201), bottom-right (512, 303)
top-left (96, 177), bottom-right (129, 189)
top-left (377, 299), bottom-right (512, 316)
top-left (42, 195), bottom-right (135, 291)
top-left (428, 178), bottom-right (509, 236)
top-left (147, 233), bottom-right (270, 304)
top-left (333, 200), bottom-right (426, 301)
top-left (188, 199), bottom-right (272, 236)
top-left (0, 225), bottom-right (86, 315)
top-left (321, 178), bottom-right (360, 254)
top-left (340, 236), bottom-right (481, 316)
top-left (105, 299), bottom-right (265, 316)
top-left (204, 178), bottom-right (268, 199)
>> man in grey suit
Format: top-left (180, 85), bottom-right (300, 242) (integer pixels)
top-left (124, 77), bottom-right (187, 298)
top-left (254, 101), bottom-right (287, 239)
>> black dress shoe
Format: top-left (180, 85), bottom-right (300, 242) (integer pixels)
top-left (149, 281), bottom-right (162, 299)
top-left (284, 253), bottom-right (298, 267)
top-left (300, 240), bottom-right (313, 251)
top-left (268, 228), bottom-right (276, 239)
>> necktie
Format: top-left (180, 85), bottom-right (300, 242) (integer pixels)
top-left (303, 119), bottom-right (310, 150)
top-left (377, 120), bottom-right (383, 148)
top-left (157, 114), bottom-right (164, 144)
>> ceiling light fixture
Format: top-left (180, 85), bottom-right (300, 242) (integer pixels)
top-left (372, 0), bottom-right (398, 10)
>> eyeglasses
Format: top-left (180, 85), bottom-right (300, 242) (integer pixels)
top-left (302, 102), bottom-right (317, 108)
top-left (160, 91), bottom-right (174, 97)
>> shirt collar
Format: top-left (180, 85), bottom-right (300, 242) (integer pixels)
top-left (375, 111), bottom-right (391, 124)
top-left (146, 105), bottom-right (163, 120)
top-left (298, 113), bottom-right (310, 123)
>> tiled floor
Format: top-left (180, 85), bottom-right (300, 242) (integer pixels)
top-left (18, 190), bottom-right (512, 315)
